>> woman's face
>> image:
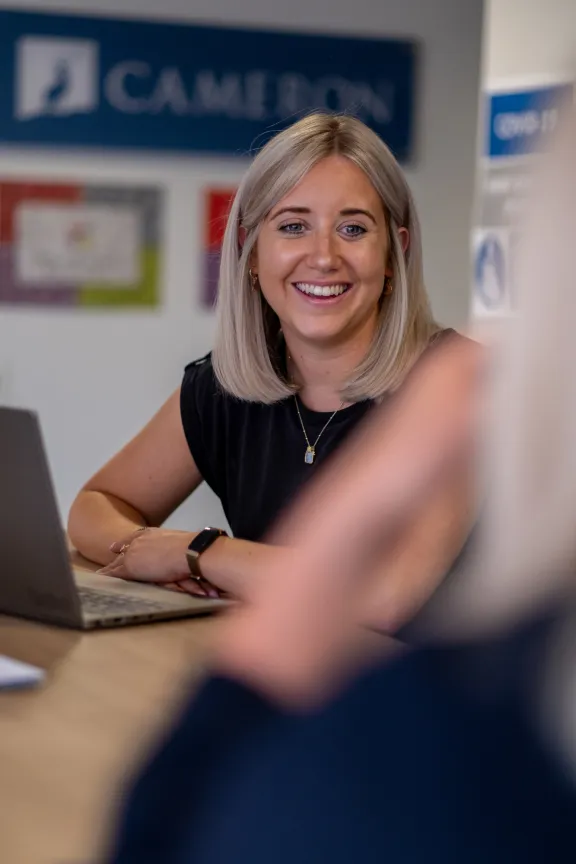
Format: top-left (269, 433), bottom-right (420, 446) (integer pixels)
top-left (253, 155), bottom-right (396, 349)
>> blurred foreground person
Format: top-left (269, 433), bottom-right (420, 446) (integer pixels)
top-left (106, 114), bottom-right (576, 864)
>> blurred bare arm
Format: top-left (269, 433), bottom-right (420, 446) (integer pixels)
top-left (213, 336), bottom-right (483, 706)
top-left (362, 458), bottom-right (475, 634)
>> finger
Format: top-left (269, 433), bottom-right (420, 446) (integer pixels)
top-left (177, 582), bottom-right (209, 597)
top-left (175, 577), bottom-right (219, 598)
top-left (109, 527), bottom-right (147, 554)
top-left (97, 560), bottom-right (123, 575)
top-left (98, 563), bottom-right (131, 580)
top-left (97, 556), bottom-right (135, 579)
top-left (160, 582), bottom-right (188, 594)
top-left (162, 578), bottom-right (208, 597)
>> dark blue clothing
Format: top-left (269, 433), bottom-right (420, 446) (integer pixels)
top-left (107, 617), bottom-right (576, 863)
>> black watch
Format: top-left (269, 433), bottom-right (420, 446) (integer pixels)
top-left (186, 528), bottom-right (228, 579)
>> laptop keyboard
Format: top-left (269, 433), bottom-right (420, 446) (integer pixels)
top-left (78, 587), bottom-right (172, 616)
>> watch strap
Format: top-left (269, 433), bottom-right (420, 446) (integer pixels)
top-left (186, 528), bottom-right (227, 578)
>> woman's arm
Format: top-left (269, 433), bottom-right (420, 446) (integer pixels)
top-left (98, 526), bottom-right (282, 599)
top-left (68, 387), bottom-right (282, 597)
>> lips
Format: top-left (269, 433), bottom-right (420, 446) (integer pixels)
top-left (293, 282), bottom-right (352, 298)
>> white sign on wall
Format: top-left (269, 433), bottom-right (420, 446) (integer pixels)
top-left (472, 79), bottom-right (574, 320)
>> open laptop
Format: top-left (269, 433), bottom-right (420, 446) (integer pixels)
top-left (0, 406), bottom-right (228, 629)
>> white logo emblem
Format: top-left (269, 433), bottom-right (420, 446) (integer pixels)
top-left (16, 36), bottom-right (99, 120)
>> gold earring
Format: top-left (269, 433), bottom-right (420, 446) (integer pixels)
top-left (248, 268), bottom-right (259, 291)
top-left (384, 276), bottom-right (393, 296)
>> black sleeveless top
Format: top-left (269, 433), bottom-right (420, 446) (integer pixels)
top-left (180, 331), bottom-right (456, 541)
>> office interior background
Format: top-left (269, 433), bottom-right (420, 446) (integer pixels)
top-left (0, 0), bottom-right (572, 532)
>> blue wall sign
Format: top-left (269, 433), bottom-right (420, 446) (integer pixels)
top-left (0, 10), bottom-right (417, 159)
top-left (487, 83), bottom-right (573, 159)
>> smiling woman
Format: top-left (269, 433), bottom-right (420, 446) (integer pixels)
top-left (67, 113), bottom-right (476, 633)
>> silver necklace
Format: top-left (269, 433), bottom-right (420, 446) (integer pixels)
top-left (294, 395), bottom-right (344, 464)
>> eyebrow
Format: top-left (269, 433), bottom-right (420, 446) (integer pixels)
top-left (269, 206), bottom-right (378, 225)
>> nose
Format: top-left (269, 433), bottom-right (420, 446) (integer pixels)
top-left (307, 227), bottom-right (340, 272)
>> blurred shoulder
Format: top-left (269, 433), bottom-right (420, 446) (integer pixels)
top-left (429, 327), bottom-right (477, 351)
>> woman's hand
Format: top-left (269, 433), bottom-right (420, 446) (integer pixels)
top-left (97, 528), bottom-right (220, 598)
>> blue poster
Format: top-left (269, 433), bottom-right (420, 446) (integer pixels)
top-left (487, 82), bottom-right (573, 159)
top-left (0, 10), bottom-right (416, 159)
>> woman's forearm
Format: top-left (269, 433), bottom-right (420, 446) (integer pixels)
top-left (198, 536), bottom-right (283, 599)
top-left (68, 493), bottom-right (282, 597)
top-left (67, 490), bottom-right (148, 566)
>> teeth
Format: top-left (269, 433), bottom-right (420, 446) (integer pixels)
top-left (295, 283), bottom-right (349, 297)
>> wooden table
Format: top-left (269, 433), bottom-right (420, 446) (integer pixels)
top-left (0, 552), bottom-right (221, 864)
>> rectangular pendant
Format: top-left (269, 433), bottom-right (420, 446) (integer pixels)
top-left (305, 447), bottom-right (315, 464)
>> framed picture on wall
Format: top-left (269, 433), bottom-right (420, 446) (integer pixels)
top-left (0, 180), bottom-right (163, 308)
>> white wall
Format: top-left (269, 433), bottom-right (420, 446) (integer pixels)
top-left (0, 0), bottom-right (484, 531)
top-left (486, 0), bottom-right (576, 84)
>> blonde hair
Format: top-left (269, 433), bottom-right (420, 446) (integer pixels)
top-left (212, 113), bottom-right (439, 403)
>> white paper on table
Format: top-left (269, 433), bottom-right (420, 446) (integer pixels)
top-left (14, 202), bottom-right (142, 286)
top-left (0, 654), bottom-right (45, 690)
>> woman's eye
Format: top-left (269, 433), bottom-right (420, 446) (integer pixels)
top-left (340, 223), bottom-right (367, 238)
top-left (279, 222), bottom-right (305, 235)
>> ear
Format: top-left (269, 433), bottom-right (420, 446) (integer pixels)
top-left (398, 227), bottom-right (410, 255)
top-left (248, 245), bottom-right (258, 272)
top-left (385, 227), bottom-right (410, 276)
top-left (239, 226), bottom-right (259, 274)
